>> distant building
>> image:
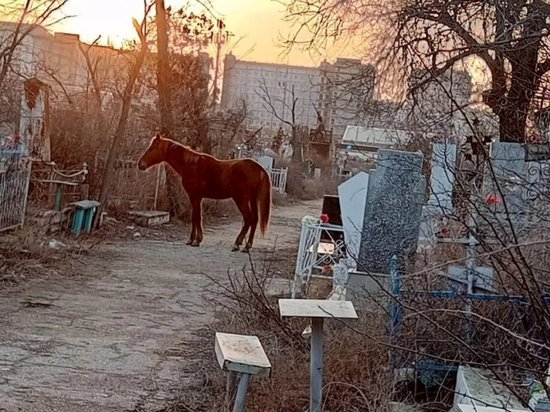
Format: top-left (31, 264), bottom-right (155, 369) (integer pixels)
top-left (221, 54), bottom-right (377, 138)
top-left (221, 53), bottom-right (321, 131)
top-left (0, 21), bottom-right (211, 111)
top-left (319, 58), bottom-right (376, 137)
top-left (0, 22), bottom-right (127, 105)
top-left (341, 125), bottom-right (411, 154)
top-left (406, 68), bottom-right (474, 136)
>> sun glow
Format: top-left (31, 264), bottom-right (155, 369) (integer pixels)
top-left (50, 0), bottom-right (347, 66)
top-left (58, 0), bottom-right (148, 47)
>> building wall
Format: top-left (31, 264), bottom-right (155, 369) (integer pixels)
top-left (406, 68), bottom-right (474, 136)
top-left (320, 58), bottom-right (377, 137)
top-left (221, 54), bottom-right (377, 137)
top-left (221, 53), bottom-right (322, 131)
top-left (0, 22), bottom-right (145, 107)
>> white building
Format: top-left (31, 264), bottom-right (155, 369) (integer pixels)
top-left (221, 54), bottom-right (377, 137)
top-left (221, 53), bottom-right (322, 131)
top-left (320, 58), bottom-right (377, 137)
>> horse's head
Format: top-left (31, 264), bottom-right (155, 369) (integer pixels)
top-left (138, 133), bottom-right (167, 170)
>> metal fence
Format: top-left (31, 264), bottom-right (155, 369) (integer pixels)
top-left (0, 156), bottom-right (31, 232)
top-left (271, 167), bottom-right (288, 194)
top-left (293, 219), bottom-right (346, 297)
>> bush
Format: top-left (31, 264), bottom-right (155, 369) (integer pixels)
top-left (285, 162), bottom-right (338, 201)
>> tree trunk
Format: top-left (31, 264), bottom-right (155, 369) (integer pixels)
top-left (94, 17), bottom-right (148, 228)
top-left (494, 8), bottom-right (543, 143)
top-left (155, 0), bottom-right (174, 135)
top-left (498, 108), bottom-right (528, 143)
top-left (96, 84), bottom-right (136, 222)
top-left (155, 0), bottom-right (185, 217)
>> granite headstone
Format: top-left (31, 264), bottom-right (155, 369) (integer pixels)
top-left (358, 149), bottom-right (426, 273)
top-left (428, 143), bottom-right (456, 215)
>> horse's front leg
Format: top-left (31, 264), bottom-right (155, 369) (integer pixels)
top-left (186, 223), bottom-right (196, 245)
top-left (190, 198), bottom-right (203, 247)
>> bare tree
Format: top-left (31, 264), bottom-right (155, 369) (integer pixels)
top-left (0, 0), bottom-right (71, 91)
top-left (77, 36), bottom-right (104, 112)
top-left (95, 0), bottom-right (153, 226)
top-left (283, 0), bottom-right (550, 142)
top-left (256, 77), bottom-right (303, 161)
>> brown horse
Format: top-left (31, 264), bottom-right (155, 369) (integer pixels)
top-left (137, 133), bottom-right (272, 252)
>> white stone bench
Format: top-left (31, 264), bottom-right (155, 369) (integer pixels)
top-left (215, 332), bottom-right (271, 412)
top-left (279, 299), bottom-right (357, 412)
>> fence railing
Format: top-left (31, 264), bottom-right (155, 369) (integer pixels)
top-left (0, 156), bottom-right (31, 232)
top-left (271, 167), bottom-right (288, 194)
top-left (293, 219), bottom-right (346, 297)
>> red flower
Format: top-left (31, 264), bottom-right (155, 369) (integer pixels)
top-left (486, 193), bottom-right (501, 205)
top-left (320, 214), bottom-right (329, 224)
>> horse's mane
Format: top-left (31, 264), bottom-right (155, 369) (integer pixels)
top-left (164, 138), bottom-right (201, 164)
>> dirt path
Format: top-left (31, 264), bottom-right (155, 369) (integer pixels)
top-left (0, 200), bottom-right (320, 412)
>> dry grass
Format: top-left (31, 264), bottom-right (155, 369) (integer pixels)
top-left (0, 225), bottom-right (101, 287)
top-left (201, 254), bottom-right (395, 412)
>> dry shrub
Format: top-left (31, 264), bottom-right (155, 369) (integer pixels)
top-left (285, 162), bottom-right (339, 201)
top-left (272, 191), bottom-right (292, 207)
top-left (206, 258), bottom-right (393, 412)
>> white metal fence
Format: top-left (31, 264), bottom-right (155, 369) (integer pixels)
top-left (293, 219), bottom-right (346, 297)
top-left (0, 157), bottom-right (31, 232)
top-left (271, 167), bottom-right (288, 194)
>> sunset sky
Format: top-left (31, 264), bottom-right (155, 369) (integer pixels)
top-left (55, 0), bottom-right (355, 66)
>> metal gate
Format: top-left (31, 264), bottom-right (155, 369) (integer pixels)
top-left (0, 78), bottom-right (48, 232)
top-left (270, 167), bottom-right (288, 194)
top-left (0, 156), bottom-right (31, 232)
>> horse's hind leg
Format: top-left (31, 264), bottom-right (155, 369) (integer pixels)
top-left (190, 198), bottom-right (203, 247)
top-left (232, 197), bottom-right (252, 251)
top-left (242, 200), bottom-right (259, 254)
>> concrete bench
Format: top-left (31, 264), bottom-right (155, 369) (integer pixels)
top-left (279, 299), bottom-right (357, 412)
top-left (215, 332), bottom-right (271, 412)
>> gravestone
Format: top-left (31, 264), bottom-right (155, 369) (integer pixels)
top-left (490, 142), bottom-right (527, 179)
top-left (358, 149), bottom-right (426, 274)
top-left (484, 142), bottom-right (529, 220)
top-left (428, 143), bottom-right (456, 215)
top-left (420, 143), bottom-right (457, 244)
top-left (338, 172), bottom-right (369, 261)
top-left (314, 168), bottom-right (322, 180)
top-left (257, 155), bottom-right (274, 171)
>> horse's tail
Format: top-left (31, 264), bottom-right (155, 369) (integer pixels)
top-left (258, 167), bottom-right (272, 236)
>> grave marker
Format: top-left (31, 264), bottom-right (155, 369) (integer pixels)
top-left (257, 155), bottom-right (274, 171)
top-left (337, 172), bottom-right (369, 261)
top-left (358, 149), bottom-right (426, 274)
top-left (428, 143), bottom-right (456, 215)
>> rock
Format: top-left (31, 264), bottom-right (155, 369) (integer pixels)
top-left (48, 239), bottom-right (66, 250)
